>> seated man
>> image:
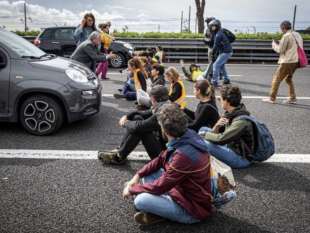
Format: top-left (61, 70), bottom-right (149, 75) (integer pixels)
top-left (122, 104), bottom-right (213, 225)
top-left (199, 86), bottom-right (255, 169)
top-left (98, 85), bottom-right (169, 164)
top-left (150, 64), bottom-right (166, 87)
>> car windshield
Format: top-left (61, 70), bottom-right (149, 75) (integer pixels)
top-left (0, 30), bottom-right (45, 58)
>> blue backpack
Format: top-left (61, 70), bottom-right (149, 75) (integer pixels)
top-left (235, 115), bottom-right (275, 162)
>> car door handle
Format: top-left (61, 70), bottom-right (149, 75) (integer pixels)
top-left (51, 42), bottom-right (60, 44)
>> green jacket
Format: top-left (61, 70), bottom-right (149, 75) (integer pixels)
top-left (204, 104), bottom-right (255, 159)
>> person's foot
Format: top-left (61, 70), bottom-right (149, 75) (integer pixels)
top-left (114, 93), bottom-right (126, 99)
top-left (262, 98), bottom-right (276, 104)
top-left (98, 150), bottom-right (127, 165)
top-left (223, 79), bottom-right (231, 85)
top-left (282, 99), bottom-right (297, 104)
top-left (134, 212), bottom-right (165, 225)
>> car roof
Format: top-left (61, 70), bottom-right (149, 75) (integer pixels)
top-left (43, 26), bottom-right (76, 30)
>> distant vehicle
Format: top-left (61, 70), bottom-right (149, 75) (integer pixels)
top-left (34, 26), bottom-right (134, 68)
top-left (0, 29), bottom-right (102, 135)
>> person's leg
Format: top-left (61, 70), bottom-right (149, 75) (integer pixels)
top-left (141, 132), bottom-right (164, 159)
top-left (269, 64), bottom-right (288, 101)
top-left (212, 53), bottom-right (231, 86)
top-left (118, 132), bottom-right (141, 159)
top-left (204, 140), bottom-right (251, 168)
top-left (182, 66), bottom-right (192, 81)
top-left (101, 61), bottom-right (109, 79)
top-left (220, 52), bottom-right (232, 83)
top-left (134, 193), bottom-right (200, 224)
top-left (95, 62), bottom-right (103, 76)
top-left (125, 91), bottom-right (137, 101)
top-left (284, 63), bottom-right (299, 101)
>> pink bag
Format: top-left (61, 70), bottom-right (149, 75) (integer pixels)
top-left (297, 46), bottom-right (308, 68)
top-left (292, 33), bottom-right (308, 68)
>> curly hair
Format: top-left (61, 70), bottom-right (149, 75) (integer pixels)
top-left (158, 104), bottom-right (188, 138)
top-left (83, 13), bottom-right (96, 31)
top-left (220, 85), bottom-right (242, 107)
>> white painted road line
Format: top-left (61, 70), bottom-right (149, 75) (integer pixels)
top-left (102, 93), bottom-right (310, 100)
top-left (0, 150), bottom-right (309, 163)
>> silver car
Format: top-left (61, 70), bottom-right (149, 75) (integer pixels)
top-left (0, 29), bottom-right (102, 135)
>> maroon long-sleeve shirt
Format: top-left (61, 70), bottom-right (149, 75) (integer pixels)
top-left (129, 147), bottom-right (213, 220)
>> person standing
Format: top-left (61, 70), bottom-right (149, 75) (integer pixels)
top-left (262, 21), bottom-right (303, 104)
top-left (96, 22), bottom-right (115, 80)
top-left (71, 32), bottom-right (114, 72)
top-left (74, 13), bottom-right (97, 46)
top-left (209, 19), bottom-right (233, 87)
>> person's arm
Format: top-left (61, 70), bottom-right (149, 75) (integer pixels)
top-left (169, 82), bottom-right (182, 102)
top-left (273, 35), bottom-right (289, 54)
top-left (188, 104), bottom-right (218, 132)
top-left (212, 33), bottom-right (221, 53)
top-left (73, 25), bottom-right (84, 43)
top-left (129, 152), bottom-right (191, 195)
top-left (183, 108), bottom-right (195, 120)
top-left (123, 115), bottom-right (161, 134)
top-left (181, 66), bottom-right (192, 80)
top-left (126, 109), bottom-right (152, 120)
top-left (204, 120), bottom-right (248, 145)
top-left (84, 44), bottom-right (108, 62)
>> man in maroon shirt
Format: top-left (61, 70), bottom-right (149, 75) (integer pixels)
top-left (122, 104), bottom-right (213, 225)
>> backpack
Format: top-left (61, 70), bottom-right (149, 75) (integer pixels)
top-left (235, 115), bottom-right (275, 162)
top-left (223, 28), bottom-right (236, 43)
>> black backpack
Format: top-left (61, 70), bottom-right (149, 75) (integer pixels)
top-left (223, 28), bottom-right (236, 43)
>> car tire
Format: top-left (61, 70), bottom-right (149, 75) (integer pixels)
top-left (19, 95), bottom-right (64, 136)
top-left (110, 53), bottom-right (125, 68)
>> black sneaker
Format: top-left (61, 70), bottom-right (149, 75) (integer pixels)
top-left (98, 151), bottom-right (127, 165)
top-left (134, 212), bottom-right (165, 225)
top-left (113, 93), bottom-right (126, 99)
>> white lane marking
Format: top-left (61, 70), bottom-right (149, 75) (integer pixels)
top-left (0, 150), bottom-right (309, 163)
top-left (102, 93), bottom-right (310, 100)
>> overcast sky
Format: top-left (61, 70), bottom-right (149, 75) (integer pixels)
top-left (0, 0), bottom-right (309, 32)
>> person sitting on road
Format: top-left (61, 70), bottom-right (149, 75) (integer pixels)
top-left (71, 31), bottom-right (114, 72)
top-left (165, 67), bottom-right (187, 109)
top-left (98, 85), bottom-right (170, 164)
top-left (209, 19), bottom-right (233, 87)
top-left (154, 46), bottom-right (165, 64)
top-left (122, 104), bottom-right (214, 225)
top-left (180, 59), bottom-right (203, 82)
top-left (184, 80), bottom-right (220, 132)
top-left (74, 13), bottom-right (97, 46)
top-left (199, 85), bottom-right (255, 169)
top-left (150, 64), bottom-right (166, 87)
top-left (114, 57), bottom-right (147, 101)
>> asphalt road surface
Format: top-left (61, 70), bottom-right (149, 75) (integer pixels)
top-left (0, 64), bottom-right (310, 233)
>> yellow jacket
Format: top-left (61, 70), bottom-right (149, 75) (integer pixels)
top-left (100, 32), bottom-right (113, 49)
top-left (169, 80), bottom-right (187, 109)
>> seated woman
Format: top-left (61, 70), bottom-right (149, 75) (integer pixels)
top-left (122, 104), bottom-right (213, 225)
top-left (184, 80), bottom-right (220, 132)
top-left (165, 67), bottom-right (187, 109)
top-left (114, 57), bottom-right (147, 101)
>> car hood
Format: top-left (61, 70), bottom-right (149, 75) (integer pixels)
top-left (30, 56), bottom-right (93, 75)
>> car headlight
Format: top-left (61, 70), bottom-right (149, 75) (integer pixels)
top-left (124, 43), bottom-right (133, 50)
top-left (65, 69), bottom-right (89, 83)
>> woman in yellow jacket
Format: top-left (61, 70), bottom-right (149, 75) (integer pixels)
top-left (96, 22), bottom-right (114, 80)
top-left (165, 67), bottom-right (187, 109)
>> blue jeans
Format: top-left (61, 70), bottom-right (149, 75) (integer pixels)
top-left (212, 52), bottom-right (233, 85)
top-left (134, 169), bottom-right (200, 224)
top-left (200, 127), bottom-right (251, 169)
top-left (122, 82), bottom-right (136, 100)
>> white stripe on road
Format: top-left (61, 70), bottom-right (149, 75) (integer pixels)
top-left (102, 93), bottom-right (310, 100)
top-left (0, 150), bottom-right (309, 163)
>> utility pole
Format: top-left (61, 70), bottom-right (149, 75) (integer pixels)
top-left (188, 6), bottom-right (191, 33)
top-left (180, 11), bottom-right (184, 32)
top-left (293, 5), bottom-right (297, 30)
top-left (24, 0), bottom-right (28, 32)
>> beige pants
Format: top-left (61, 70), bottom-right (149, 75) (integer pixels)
top-left (270, 63), bottom-right (299, 101)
